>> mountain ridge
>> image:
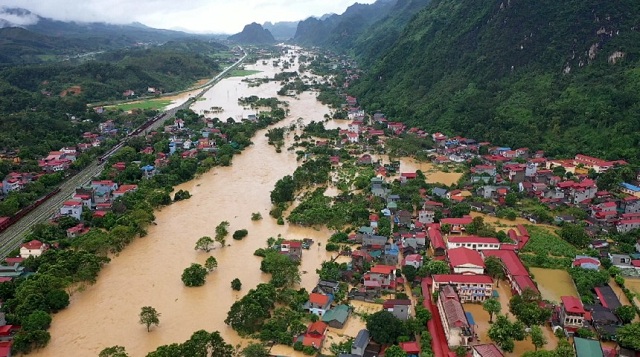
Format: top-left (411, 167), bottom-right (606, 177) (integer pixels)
top-left (228, 22), bottom-right (276, 44)
top-left (351, 0), bottom-right (640, 161)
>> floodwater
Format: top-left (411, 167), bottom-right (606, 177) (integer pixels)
top-left (529, 268), bottom-right (578, 302)
top-left (465, 281), bottom-right (558, 356)
top-left (31, 50), bottom-right (343, 357)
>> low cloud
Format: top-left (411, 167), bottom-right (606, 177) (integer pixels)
top-left (0, 7), bottom-right (40, 27)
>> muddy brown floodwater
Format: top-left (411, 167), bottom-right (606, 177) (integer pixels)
top-left (31, 50), bottom-right (344, 357)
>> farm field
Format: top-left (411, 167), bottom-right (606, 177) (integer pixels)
top-left (530, 268), bottom-right (578, 302)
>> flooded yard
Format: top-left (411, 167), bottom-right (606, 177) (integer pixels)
top-left (529, 268), bottom-right (578, 303)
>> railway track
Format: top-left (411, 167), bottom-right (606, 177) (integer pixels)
top-left (0, 49), bottom-right (248, 259)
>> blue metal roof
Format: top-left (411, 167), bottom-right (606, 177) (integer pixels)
top-left (621, 182), bottom-right (640, 192)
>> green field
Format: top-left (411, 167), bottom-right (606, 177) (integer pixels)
top-left (109, 99), bottom-right (173, 111)
top-left (227, 69), bottom-right (261, 77)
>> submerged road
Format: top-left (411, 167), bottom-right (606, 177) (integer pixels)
top-left (0, 49), bottom-right (247, 259)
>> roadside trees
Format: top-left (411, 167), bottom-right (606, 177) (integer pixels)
top-left (195, 236), bottom-right (214, 252)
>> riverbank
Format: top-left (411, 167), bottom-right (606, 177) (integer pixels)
top-left (30, 48), bottom-right (342, 357)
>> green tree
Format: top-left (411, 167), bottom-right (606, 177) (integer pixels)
top-left (555, 339), bottom-right (575, 357)
top-left (509, 289), bottom-right (551, 326)
top-left (401, 265), bottom-right (418, 283)
top-left (415, 305), bottom-right (432, 326)
top-left (100, 345), bottom-right (130, 357)
top-left (182, 263), bottom-right (208, 287)
top-left (231, 278), bottom-right (242, 291)
top-left (484, 256), bottom-right (505, 284)
top-left (559, 224), bottom-right (590, 248)
top-left (417, 260), bottom-right (450, 277)
top-left (617, 322), bottom-right (640, 350)
top-left (384, 345), bottom-right (407, 357)
top-left (195, 236), bottom-right (214, 252)
top-left (366, 310), bottom-right (406, 344)
top-left (205, 256), bottom-right (218, 272)
top-left (529, 325), bottom-right (547, 351)
top-left (483, 298), bottom-right (501, 323)
top-left (242, 343), bottom-right (270, 357)
top-left (139, 306), bottom-right (161, 332)
top-left (488, 315), bottom-right (526, 353)
top-left (505, 193), bottom-right (518, 207)
top-left (215, 221), bottom-right (230, 247)
top-left (22, 310), bottom-right (52, 331)
top-left (615, 305), bottom-right (636, 324)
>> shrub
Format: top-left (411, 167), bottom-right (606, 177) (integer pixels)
top-left (231, 278), bottom-right (242, 291)
top-left (173, 190), bottom-right (191, 201)
top-left (233, 229), bottom-right (248, 240)
top-left (251, 212), bottom-right (263, 221)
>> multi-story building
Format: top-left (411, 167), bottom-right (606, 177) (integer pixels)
top-left (431, 274), bottom-right (494, 302)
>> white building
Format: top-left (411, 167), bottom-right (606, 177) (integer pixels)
top-left (60, 200), bottom-right (83, 220)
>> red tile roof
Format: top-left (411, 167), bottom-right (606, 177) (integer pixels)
top-left (482, 250), bottom-right (528, 276)
top-left (400, 341), bottom-right (421, 354)
top-left (370, 265), bottom-right (395, 275)
top-left (307, 321), bottom-right (328, 336)
top-left (447, 236), bottom-right (500, 244)
top-left (473, 344), bottom-right (504, 357)
top-left (429, 228), bottom-right (446, 250)
top-left (433, 274), bottom-right (493, 284)
top-left (440, 217), bottom-right (473, 225)
top-left (309, 293), bottom-right (330, 306)
top-left (448, 247), bottom-right (485, 268)
top-left (282, 240), bottom-right (302, 248)
top-left (513, 275), bottom-right (540, 295)
top-left (561, 296), bottom-right (585, 314)
top-left (21, 239), bottom-right (44, 250)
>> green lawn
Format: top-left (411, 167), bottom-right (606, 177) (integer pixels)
top-left (227, 69), bottom-right (262, 77)
top-left (109, 99), bottom-right (173, 111)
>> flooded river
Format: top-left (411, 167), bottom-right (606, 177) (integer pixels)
top-left (32, 50), bottom-right (341, 357)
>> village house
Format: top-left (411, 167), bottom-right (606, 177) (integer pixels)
top-left (403, 254), bottom-right (423, 269)
top-left (616, 218), bottom-right (640, 234)
top-left (559, 296), bottom-right (586, 334)
top-left (66, 223), bottom-right (89, 238)
top-left (399, 341), bottom-right (420, 356)
top-left (448, 247), bottom-right (486, 274)
top-left (437, 285), bottom-right (472, 346)
top-left (574, 337), bottom-right (604, 357)
top-left (113, 184), bottom-right (138, 198)
top-left (431, 275), bottom-right (494, 302)
top-left (382, 299), bottom-right (412, 320)
top-left (429, 228), bottom-right (446, 257)
top-left (60, 200), bottom-right (83, 220)
top-left (363, 265), bottom-right (396, 290)
top-left (418, 210), bottom-right (435, 224)
top-left (349, 329), bottom-right (370, 357)
top-left (91, 180), bottom-right (118, 196)
top-left (296, 321), bottom-right (328, 350)
top-left (609, 253), bottom-right (632, 269)
top-left (280, 240), bottom-right (302, 261)
top-left (20, 240), bottom-right (49, 258)
top-left (472, 344), bottom-right (504, 357)
top-left (321, 304), bottom-right (350, 328)
top-left (572, 256), bottom-right (601, 270)
top-left (440, 216), bottom-right (473, 234)
top-left (305, 293), bottom-right (333, 316)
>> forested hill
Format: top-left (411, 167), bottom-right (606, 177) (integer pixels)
top-left (228, 23), bottom-right (275, 44)
top-left (351, 0), bottom-right (640, 162)
top-left (294, 0), bottom-right (397, 49)
top-left (0, 40), bottom-right (227, 102)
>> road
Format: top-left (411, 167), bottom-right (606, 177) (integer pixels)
top-left (0, 48), bottom-right (247, 259)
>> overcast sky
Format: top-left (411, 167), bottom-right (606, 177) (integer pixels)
top-left (1, 0), bottom-right (377, 34)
